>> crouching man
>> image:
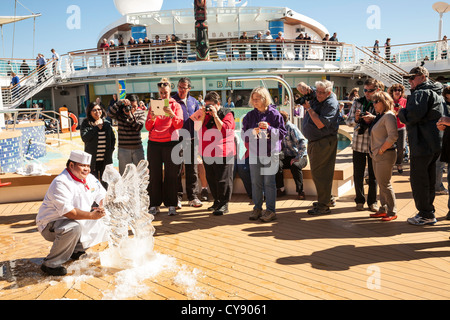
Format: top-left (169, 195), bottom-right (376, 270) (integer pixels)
top-left (36, 150), bottom-right (108, 276)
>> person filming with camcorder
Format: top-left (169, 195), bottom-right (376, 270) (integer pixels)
top-left (108, 94), bottom-right (146, 174)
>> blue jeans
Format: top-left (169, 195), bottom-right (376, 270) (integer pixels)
top-left (249, 156), bottom-right (278, 213)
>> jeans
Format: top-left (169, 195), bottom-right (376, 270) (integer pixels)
top-left (276, 154), bottom-right (308, 194)
top-left (249, 155), bottom-right (278, 213)
top-left (118, 146), bottom-right (145, 175)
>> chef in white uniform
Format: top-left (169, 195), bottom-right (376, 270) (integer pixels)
top-left (36, 150), bottom-right (108, 276)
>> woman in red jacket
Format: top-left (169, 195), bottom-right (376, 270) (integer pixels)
top-left (388, 84), bottom-right (407, 174)
top-left (196, 91), bottom-right (236, 216)
top-left (146, 78), bottom-right (184, 216)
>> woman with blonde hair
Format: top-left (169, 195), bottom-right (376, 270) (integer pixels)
top-left (241, 86), bottom-right (286, 222)
top-left (387, 83), bottom-right (407, 174)
top-left (368, 91), bottom-right (399, 221)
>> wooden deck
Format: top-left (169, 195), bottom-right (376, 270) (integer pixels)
top-left (1, 163), bottom-right (450, 301)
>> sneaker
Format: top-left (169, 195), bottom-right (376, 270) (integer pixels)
top-left (307, 207), bottom-right (331, 215)
top-left (200, 188), bottom-right (209, 201)
top-left (298, 191), bottom-right (306, 200)
top-left (213, 204), bottom-right (229, 216)
top-left (407, 214), bottom-right (437, 226)
top-left (370, 211), bottom-right (387, 218)
top-left (149, 206), bottom-right (160, 215)
top-left (249, 208), bottom-right (262, 221)
top-left (208, 201), bottom-right (220, 211)
top-left (313, 198), bottom-right (336, 208)
top-left (436, 189), bottom-right (449, 195)
top-left (188, 198), bottom-right (203, 208)
top-left (176, 200), bottom-right (182, 210)
top-left (260, 210), bottom-right (277, 222)
top-left (40, 264), bottom-right (67, 276)
top-left (356, 203), bottom-right (364, 211)
top-left (168, 206), bottom-right (178, 216)
top-left (368, 203), bottom-right (379, 212)
top-left (381, 215), bottom-right (397, 222)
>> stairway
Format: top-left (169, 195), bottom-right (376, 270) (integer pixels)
top-left (1, 59), bottom-right (56, 109)
top-left (355, 46), bottom-right (410, 89)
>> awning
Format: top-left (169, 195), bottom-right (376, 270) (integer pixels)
top-left (0, 14), bottom-right (41, 26)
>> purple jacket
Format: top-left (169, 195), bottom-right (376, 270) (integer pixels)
top-left (241, 105), bottom-right (286, 157)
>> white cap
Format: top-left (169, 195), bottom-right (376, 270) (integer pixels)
top-left (69, 150), bottom-right (92, 165)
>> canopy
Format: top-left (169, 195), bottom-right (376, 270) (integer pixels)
top-left (0, 14), bottom-right (41, 26)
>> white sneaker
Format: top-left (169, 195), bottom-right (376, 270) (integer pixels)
top-left (168, 206), bottom-right (177, 216)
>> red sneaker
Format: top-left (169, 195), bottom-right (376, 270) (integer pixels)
top-left (370, 212), bottom-right (387, 218)
top-left (381, 215), bottom-right (397, 221)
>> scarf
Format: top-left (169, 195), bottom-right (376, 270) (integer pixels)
top-left (66, 168), bottom-right (90, 191)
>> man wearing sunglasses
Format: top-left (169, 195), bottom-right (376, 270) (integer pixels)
top-left (172, 77), bottom-right (203, 208)
top-left (398, 66), bottom-right (445, 226)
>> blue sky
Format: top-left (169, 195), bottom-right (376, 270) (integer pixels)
top-left (0, 0), bottom-right (447, 59)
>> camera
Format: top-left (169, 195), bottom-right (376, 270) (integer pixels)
top-left (295, 90), bottom-right (316, 106)
top-left (117, 100), bottom-right (132, 113)
top-left (356, 113), bottom-right (370, 135)
top-left (205, 104), bottom-right (213, 112)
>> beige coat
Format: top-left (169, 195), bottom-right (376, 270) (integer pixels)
top-left (369, 111), bottom-right (398, 161)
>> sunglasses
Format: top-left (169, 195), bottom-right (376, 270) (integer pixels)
top-left (364, 89), bottom-right (376, 93)
top-left (372, 100), bottom-right (381, 104)
top-left (157, 82), bottom-right (170, 88)
top-left (392, 88), bottom-right (403, 92)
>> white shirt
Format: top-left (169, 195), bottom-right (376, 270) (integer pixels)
top-left (36, 169), bottom-right (107, 248)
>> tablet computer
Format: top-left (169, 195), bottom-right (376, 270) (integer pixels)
top-left (150, 99), bottom-right (169, 116)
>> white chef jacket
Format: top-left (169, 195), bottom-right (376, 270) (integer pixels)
top-left (36, 169), bottom-right (108, 248)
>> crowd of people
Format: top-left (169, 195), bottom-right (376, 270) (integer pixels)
top-left (35, 69), bottom-right (450, 276)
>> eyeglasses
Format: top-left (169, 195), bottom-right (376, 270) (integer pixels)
top-left (92, 108), bottom-right (102, 112)
top-left (157, 82), bottom-right (170, 88)
top-left (178, 86), bottom-right (190, 90)
top-left (364, 89), bottom-right (376, 93)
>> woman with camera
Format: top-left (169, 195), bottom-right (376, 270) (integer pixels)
top-left (388, 84), bottom-right (407, 174)
top-left (368, 91), bottom-right (399, 221)
top-left (242, 86), bottom-right (286, 222)
top-left (80, 102), bottom-right (116, 188)
top-left (146, 78), bottom-right (184, 216)
top-left (195, 91), bottom-right (236, 216)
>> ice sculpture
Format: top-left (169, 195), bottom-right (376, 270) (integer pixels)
top-left (100, 160), bottom-right (155, 268)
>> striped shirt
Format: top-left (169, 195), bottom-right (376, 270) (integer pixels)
top-left (345, 97), bottom-right (375, 153)
top-left (108, 105), bottom-right (145, 149)
top-left (96, 131), bottom-right (106, 161)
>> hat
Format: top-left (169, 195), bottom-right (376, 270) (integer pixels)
top-left (69, 150), bottom-right (92, 165)
top-left (404, 66), bottom-right (429, 79)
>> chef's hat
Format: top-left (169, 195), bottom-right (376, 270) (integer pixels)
top-left (69, 150), bottom-right (92, 165)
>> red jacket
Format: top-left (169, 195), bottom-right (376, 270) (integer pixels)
top-left (394, 97), bottom-right (407, 129)
top-left (199, 111), bottom-right (236, 158)
top-left (146, 98), bottom-right (184, 142)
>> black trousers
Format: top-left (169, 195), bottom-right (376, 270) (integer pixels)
top-left (148, 141), bottom-right (180, 208)
top-left (353, 151), bottom-right (377, 206)
top-left (177, 138), bottom-right (199, 201)
top-left (203, 157), bottom-right (234, 206)
top-left (92, 160), bottom-right (107, 189)
top-left (410, 152), bottom-right (440, 218)
top-left (276, 154), bottom-right (308, 193)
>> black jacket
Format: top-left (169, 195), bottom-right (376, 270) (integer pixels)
top-left (80, 119), bottom-right (116, 171)
top-left (398, 81), bottom-right (445, 157)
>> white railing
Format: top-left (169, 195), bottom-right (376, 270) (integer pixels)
top-left (60, 39), bottom-right (358, 76)
top-left (1, 58), bottom-right (57, 109)
top-left (363, 39), bottom-right (449, 64)
top-left (0, 58), bottom-right (37, 78)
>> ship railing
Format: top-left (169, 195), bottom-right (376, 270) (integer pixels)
top-left (1, 58), bottom-right (57, 109)
top-left (363, 39), bottom-right (449, 64)
top-left (0, 58), bottom-right (37, 78)
top-left (59, 39), bottom-right (357, 74)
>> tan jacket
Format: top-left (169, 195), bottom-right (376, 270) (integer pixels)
top-left (369, 111), bottom-right (398, 160)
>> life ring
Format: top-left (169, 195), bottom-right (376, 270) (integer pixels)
top-left (69, 113), bottom-right (78, 131)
